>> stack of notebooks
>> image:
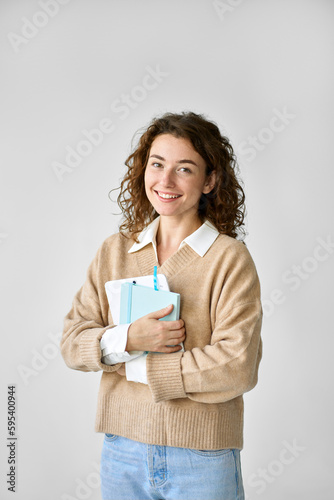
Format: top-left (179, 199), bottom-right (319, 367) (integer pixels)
top-left (104, 267), bottom-right (183, 351)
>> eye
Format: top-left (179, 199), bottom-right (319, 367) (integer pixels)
top-left (152, 162), bottom-right (163, 168)
top-left (179, 167), bottom-right (192, 173)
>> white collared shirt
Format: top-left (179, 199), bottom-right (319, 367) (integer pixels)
top-left (128, 215), bottom-right (219, 260)
top-left (100, 216), bottom-right (219, 384)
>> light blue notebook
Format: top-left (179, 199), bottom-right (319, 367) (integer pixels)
top-left (120, 282), bottom-right (180, 324)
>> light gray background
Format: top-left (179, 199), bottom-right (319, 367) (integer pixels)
top-left (1, 1), bottom-right (333, 499)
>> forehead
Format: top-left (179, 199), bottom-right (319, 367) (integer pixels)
top-left (149, 134), bottom-right (205, 164)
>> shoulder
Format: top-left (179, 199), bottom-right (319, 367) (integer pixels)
top-left (207, 234), bottom-right (260, 282)
top-left (211, 233), bottom-right (254, 261)
top-left (209, 235), bottom-right (261, 305)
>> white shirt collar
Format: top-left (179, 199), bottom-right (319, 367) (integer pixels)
top-left (128, 216), bottom-right (219, 259)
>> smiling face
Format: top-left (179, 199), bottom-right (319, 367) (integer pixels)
top-left (144, 134), bottom-right (216, 226)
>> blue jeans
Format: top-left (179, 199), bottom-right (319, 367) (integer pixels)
top-left (100, 434), bottom-right (244, 500)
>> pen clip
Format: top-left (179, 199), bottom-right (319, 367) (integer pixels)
top-left (153, 266), bottom-right (159, 291)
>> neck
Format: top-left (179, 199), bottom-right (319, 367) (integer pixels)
top-left (156, 215), bottom-right (203, 250)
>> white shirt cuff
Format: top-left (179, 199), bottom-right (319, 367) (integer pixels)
top-left (100, 324), bottom-right (144, 365)
top-left (125, 354), bottom-right (148, 384)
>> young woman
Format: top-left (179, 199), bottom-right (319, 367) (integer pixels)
top-left (61, 112), bottom-right (262, 500)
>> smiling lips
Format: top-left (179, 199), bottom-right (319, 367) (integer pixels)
top-left (155, 191), bottom-right (182, 200)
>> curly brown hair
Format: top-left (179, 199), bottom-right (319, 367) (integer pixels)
top-left (114, 111), bottom-right (246, 242)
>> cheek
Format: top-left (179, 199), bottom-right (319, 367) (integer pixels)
top-left (144, 168), bottom-right (159, 189)
top-left (144, 169), bottom-right (152, 197)
top-left (144, 168), bottom-right (149, 186)
top-left (188, 180), bottom-right (204, 196)
top-left (144, 167), bottom-right (153, 184)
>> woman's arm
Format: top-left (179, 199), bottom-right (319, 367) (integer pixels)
top-left (61, 240), bottom-right (185, 373)
top-left (60, 245), bottom-right (121, 373)
top-left (146, 247), bottom-right (263, 404)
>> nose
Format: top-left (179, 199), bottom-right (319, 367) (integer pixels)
top-left (161, 168), bottom-right (175, 187)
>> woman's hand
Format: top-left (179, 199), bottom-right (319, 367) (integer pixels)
top-left (126, 304), bottom-right (186, 353)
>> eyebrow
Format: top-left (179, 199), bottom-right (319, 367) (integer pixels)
top-left (149, 154), bottom-right (198, 167)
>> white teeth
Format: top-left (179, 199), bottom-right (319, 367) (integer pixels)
top-left (157, 192), bottom-right (180, 199)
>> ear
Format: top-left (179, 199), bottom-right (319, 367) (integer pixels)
top-left (202, 170), bottom-right (216, 194)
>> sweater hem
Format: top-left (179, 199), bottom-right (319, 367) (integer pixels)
top-left (95, 394), bottom-right (244, 450)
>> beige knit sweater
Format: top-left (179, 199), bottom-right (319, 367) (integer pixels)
top-left (61, 231), bottom-right (262, 450)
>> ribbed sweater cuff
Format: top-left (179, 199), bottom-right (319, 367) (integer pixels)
top-left (80, 328), bottom-right (119, 372)
top-left (146, 352), bottom-right (186, 402)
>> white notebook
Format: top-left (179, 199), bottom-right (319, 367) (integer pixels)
top-left (105, 274), bottom-right (170, 325)
top-left (105, 273), bottom-right (184, 351)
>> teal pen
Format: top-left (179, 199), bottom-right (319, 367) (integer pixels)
top-left (153, 266), bottom-right (159, 291)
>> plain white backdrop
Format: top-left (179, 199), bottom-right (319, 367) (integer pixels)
top-left (1, 0), bottom-right (333, 499)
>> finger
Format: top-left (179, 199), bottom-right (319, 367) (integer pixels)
top-left (156, 329), bottom-right (185, 347)
top-left (159, 320), bottom-right (184, 331)
top-left (153, 343), bottom-right (183, 353)
top-left (167, 337), bottom-right (185, 346)
top-left (163, 345), bottom-right (183, 353)
top-left (148, 304), bottom-right (174, 320)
